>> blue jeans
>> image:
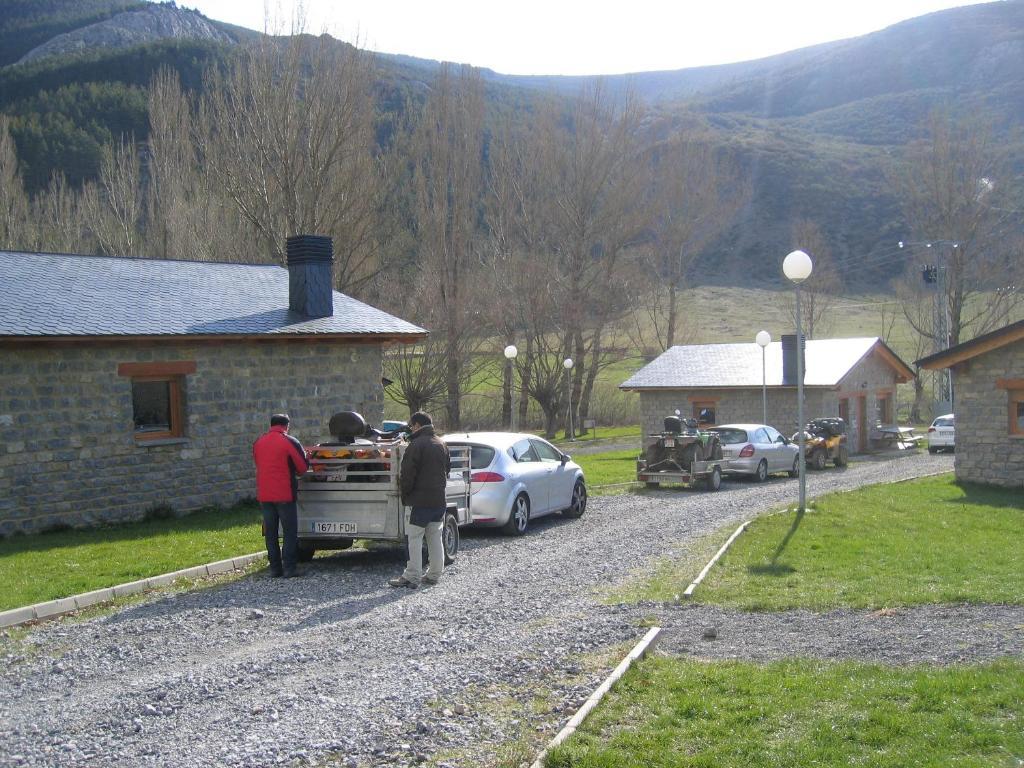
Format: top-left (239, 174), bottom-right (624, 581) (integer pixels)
top-left (261, 501), bottom-right (298, 574)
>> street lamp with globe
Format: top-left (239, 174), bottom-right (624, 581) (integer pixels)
top-left (504, 345), bottom-right (518, 432)
top-left (755, 330), bottom-right (771, 426)
top-left (563, 358), bottom-right (575, 441)
top-left (783, 249), bottom-right (812, 513)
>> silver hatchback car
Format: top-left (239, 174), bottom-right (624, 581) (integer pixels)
top-left (442, 432), bottom-right (587, 535)
top-left (709, 424), bottom-right (800, 481)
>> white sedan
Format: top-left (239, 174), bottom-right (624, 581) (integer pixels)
top-left (709, 423), bottom-right (800, 481)
top-left (442, 432), bottom-right (587, 535)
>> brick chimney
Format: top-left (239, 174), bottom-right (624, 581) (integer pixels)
top-left (286, 235), bottom-right (334, 318)
top-left (781, 333), bottom-right (805, 385)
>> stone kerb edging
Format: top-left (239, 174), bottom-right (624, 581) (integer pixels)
top-left (683, 520), bottom-right (751, 599)
top-left (0, 551), bottom-right (266, 629)
top-left (529, 626), bottom-right (662, 768)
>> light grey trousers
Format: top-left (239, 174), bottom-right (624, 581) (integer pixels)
top-left (401, 520), bottom-right (444, 581)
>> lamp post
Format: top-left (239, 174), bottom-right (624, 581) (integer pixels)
top-left (755, 330), bottom-right (771, 426)
top-left (563, 358), bottom-right (575, 441)
top-left (504, 344), bottom-right (518, 432)
top-left (783, 249), bottom-right (812, 513)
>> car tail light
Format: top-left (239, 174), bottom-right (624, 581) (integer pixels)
top-left (927, 427), bottom-right (936, 433)
top-left (471, 471), bottom-right (505, 483)
top-left (738, 444), bottom-right (755, 458)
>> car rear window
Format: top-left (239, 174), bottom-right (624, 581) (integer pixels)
top-left (712, 428), bottom-right (748, 444)
top-left (446, 443), bottom-right (496, 469)
top-left (934, 417), bottom-right (954, 428)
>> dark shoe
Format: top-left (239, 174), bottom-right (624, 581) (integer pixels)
top-left (282, 569), bottom-right (300, 578)
top-left (388, 576), bottom-right (418, 589)
top-left (270, 568), bottom-right (284, 578)
top-left (421, 576), bottom-right (441, 586)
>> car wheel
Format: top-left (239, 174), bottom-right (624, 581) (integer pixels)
top-left (644, 481), bottom-right (660, 489)
top-left (296, 543), bottom-right (316, 562)
top-left (812, 450), bottom-right (827, 470)
top-left (834, 447), bottom-right (848, 468)
top-left (502, 493), bottom-right (530, 536)
top-left (754, 459), bottom-right (768, 482)
top-left (928, 446), bottom-right (938, 454)
top-left (788, 456), bottom-right (799, 478)
top-left (562, 480), bottom-right (587, 518)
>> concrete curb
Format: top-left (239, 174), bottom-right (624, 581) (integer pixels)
top-left (529, 626), bottom-right (662, 768)
top-left (683, 520), bottom-right (751, 599)
top-left (0, 551), bottom-right (266, 630)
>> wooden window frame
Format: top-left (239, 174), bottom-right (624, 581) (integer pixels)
top-left (118, 361), bottom-right (195, 441)
top-left (876, 389), bottom-right (894, 424)
top-left (690, 398), bottom-right (719, 426)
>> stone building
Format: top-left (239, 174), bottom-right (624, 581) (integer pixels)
top-left (620, 337), bottom-right (915, 452)
top-left (0, 242), bottom-right (425, 536)
top-left (917, 319), bottom-right (1024, 488)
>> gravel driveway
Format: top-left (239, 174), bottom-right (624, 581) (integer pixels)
top-left (2, 451), bottom-right (1018, 768)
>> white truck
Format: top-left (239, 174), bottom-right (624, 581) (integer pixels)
top-left (294, 412), bottom-right (472, 564)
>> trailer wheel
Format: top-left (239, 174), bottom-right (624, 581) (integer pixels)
top-left (423, 513), bottom-right (459, 566)
top-left (296, 543), bottom-right (316, 562)
top-left (441, 512), bottom-right (459, 564)
top-left (704, 466), bottom-right (722, 492)
top-left (644, 481), bottom-right (660, 489)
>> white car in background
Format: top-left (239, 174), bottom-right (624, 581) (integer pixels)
top-left (927, 414), bottom-right (955, 453)
top-left (709, 423), bottom-right (800, 481)
top-left (441, 432), bottom-right (587, 535)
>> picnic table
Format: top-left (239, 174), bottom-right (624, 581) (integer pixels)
top-left (871, 424), bottom-right (924, 450)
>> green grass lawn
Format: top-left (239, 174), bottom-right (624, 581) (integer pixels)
top-left (0, 503), bottom-right (264, 611)
top-left (620, 474), bottom-right (1024, 611)
top-left (550, 424), bottom-right (640, 445)
top-left (573, 449), bottom-right (640, 489)
top-left (546, 657), bottom-right (1024, 768)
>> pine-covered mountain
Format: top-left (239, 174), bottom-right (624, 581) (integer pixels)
top-left (1, 0), bottom-right (1021, 286)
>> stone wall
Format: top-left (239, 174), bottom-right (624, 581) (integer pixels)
top-left (638, 388), bottom-right (834, 443)
top-left (949, 339), bottom-right (1024, 488)
top-left (836, 350), bottom-right (902, 452)
top-left (0, 339), bottom-right (385, 535)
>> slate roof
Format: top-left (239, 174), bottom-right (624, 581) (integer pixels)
top-left (620, 337), bottom-right (913, 390)
top-left (0, 251), bottom-right (426, 339)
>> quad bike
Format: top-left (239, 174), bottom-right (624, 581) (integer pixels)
top-left (637, 415), bottom-right (725, 490)
top-left (793, 417), bottom-right (848, 470)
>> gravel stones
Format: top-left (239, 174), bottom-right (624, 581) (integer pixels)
top-left (3, 452), bottom-right (1013, 768)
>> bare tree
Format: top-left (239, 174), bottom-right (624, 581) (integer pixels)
top-left (637, 130), bottom-right (748, 350)
top-left (0, 117), bottom-right (31, 250)
top-left (786, 218), bottom-right (842, 339)
top-left (889, 109), bottom-right (1023, 347)
top-left (31, 172), bottom-right (91, 253)
top-left (406, 64), bottom-right (488, 429)
top-left (198, 34), bottom-right (382, 290)
top-left (537, 83), bottom-right (648, 435)
top-left (81, 137), bottom-right (145, 256)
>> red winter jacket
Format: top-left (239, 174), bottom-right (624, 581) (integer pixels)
top-left (252, 425), bottom-right (309, 502)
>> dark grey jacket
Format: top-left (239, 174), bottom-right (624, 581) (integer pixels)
top-left (399, 425), bottom-right (451, 512)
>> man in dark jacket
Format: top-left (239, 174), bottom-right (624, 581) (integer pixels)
top-left (389, 411), bottom-right (451, 588)
top-left (253, 414), bottom-right (309, 577)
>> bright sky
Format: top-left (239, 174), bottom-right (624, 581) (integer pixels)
top-left (181, 0), bottom-right (988, 76)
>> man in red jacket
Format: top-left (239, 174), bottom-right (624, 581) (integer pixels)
top-left (252, 414), bottom-right (309, 577)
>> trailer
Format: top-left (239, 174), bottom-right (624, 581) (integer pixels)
top-left (294, 412), bottom-right (472, 563)
top-left (636, 415), bottom-right (725, 491)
